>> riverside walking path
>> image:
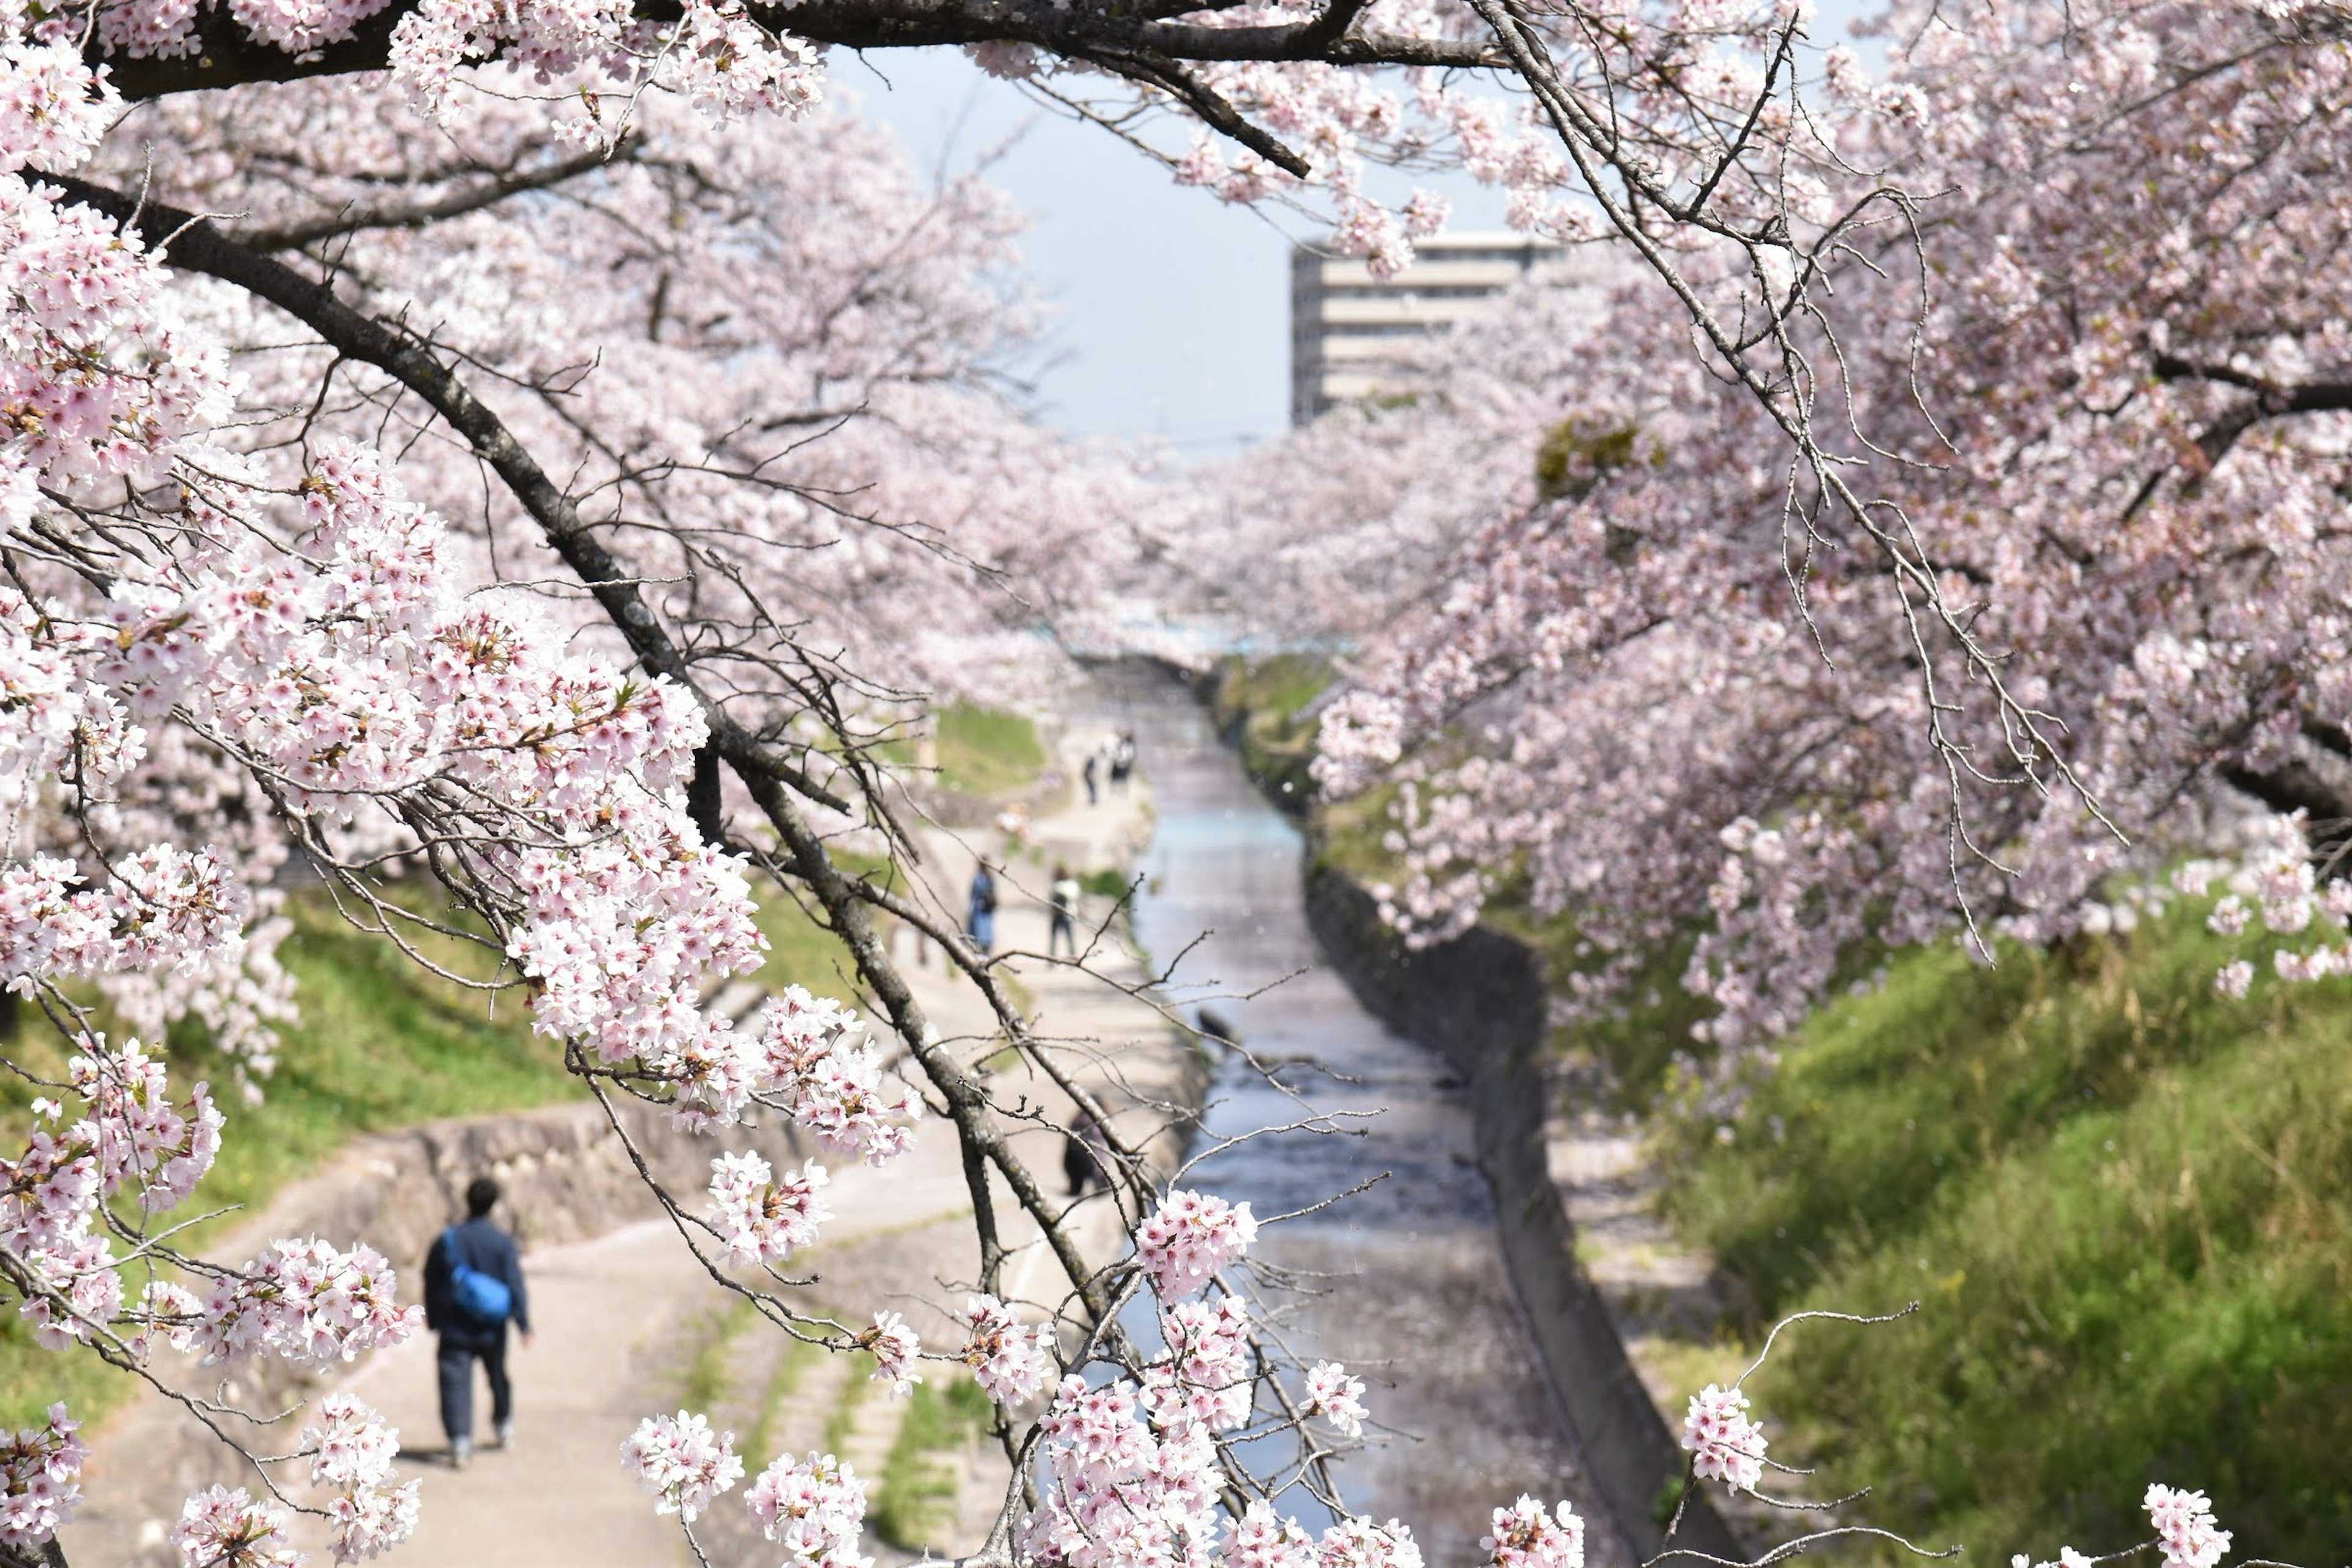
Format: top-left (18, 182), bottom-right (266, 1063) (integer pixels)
top-left (59, 709), bottom-right (1194, 1568)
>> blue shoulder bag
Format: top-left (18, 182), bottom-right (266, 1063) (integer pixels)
top-left (443, 1226), bottom-right (513, 1325)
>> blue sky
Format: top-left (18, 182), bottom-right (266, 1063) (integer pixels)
top-left (848, 3), bottom-right (1876, 451)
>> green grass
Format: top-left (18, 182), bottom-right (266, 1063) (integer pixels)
top-left (870, 1374), bottom-right (995, 1550)
top-left (1208, 654), bottom-right (1332, 810)
top-left (746, 1330), bottom-right (826, 1465)
top-left (823, 1349), bottom-right (875, 1453)
top-left (1660, 902), bottom-right (2352, 1563)
top-left (679, 1294), bottom-right (764, 1411)
top-left (1079, 868), bottom-right (1136, 902)
top-left (935, 701), bottom-right (1045, 799)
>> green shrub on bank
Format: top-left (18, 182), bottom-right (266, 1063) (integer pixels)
top-left (1665, 909), bottom-right (2352, 1564)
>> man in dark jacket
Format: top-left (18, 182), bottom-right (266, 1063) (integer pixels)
top-left (423, 1175), bottom-right (532, 1470)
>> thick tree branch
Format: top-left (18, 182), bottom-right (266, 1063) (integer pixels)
top-left (2154, 349), bottom-right (2352, 466)
top-left (98, 0), bottom-right (1500, 99)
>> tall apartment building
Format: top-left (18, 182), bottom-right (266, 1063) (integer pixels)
top-left (1289, 231), bottom-right (1561, 425)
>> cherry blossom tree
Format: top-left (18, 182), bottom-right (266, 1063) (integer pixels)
top-left (1183, 0), bottom-right (2352, 1076)
top-left (1, 0), bottom-right (2320, 1562)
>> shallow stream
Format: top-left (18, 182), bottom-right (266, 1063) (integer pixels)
top-left (1091, 664), bottom-right (1629, 1568)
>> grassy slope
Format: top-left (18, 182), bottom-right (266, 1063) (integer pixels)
top-left (1662, 911), bottom-right (2352, 1564)
top-left (1208, 653), bottom-right (1330, 807)
top-left (934, 701), bottom-right (1045, 799)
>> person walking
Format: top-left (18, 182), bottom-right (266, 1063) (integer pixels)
top-left (966, 862), bottom-right (998, 954)
top-left (1063, 1105), bottom-right (1111, 1197)
top-left (1082, 753), bottom-right (1099, 806)
top-left (1109, 729), bottom-right (1137, 793)
top-left (424, 1175), bottom-right (532, 1471)
top-left (1048, 862), bottom-right (1081, 959)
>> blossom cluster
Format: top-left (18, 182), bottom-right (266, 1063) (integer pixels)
top-left (747, 1450), bottom-right (870, 1568)
top-left (1024, 1374), bottom-right (1226, 1568)
top-left (959, 1294), bottom-right (1057, 1406)
top-left (301, 1393), bottom-right (423, 1562)
top-left (707, 1151), bottom-right (831, 1265)
top-left (0, 1035), bottom-right (225, 1351)
top-left (1682, 1384), bottom-right (1766, 1493)
top-left (197, 1237), bottom-right (420, 1366)
top-left (1145, 1296), bottom-right (1254, 1432)
top-left (0, 1404), bottom-right (86, 1553)
top-left (170, 1485), bottom-right (301, 1568)
top-left (750, 989), bottom-right (921, 1161)
top-left (1136, 1188), bottom-right (1258, 1300)
top-left (859, 1311), bottom-right (922, 1397)
top-left (622, 1410), bottom-right (745, 1523)
top-left (1303, 1361), bottom-right (1367, 1439)
top-left (1480, 1497), bottom-right (1585, 1568)
top-left (2147, 1485), bottom-right (2232, 1568)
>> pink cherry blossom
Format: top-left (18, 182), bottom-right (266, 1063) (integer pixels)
top-left (959, 1294), bottom-right (1055, 1406)
top-left (1303, 1361), bottom-right (1366, 1439)
top-left (1682, 1384), bottom-right (1766, 1493)
top-left (622, 1410), bottom-right (744, 1522)
top-left (0, 1403), bottom-right (86, 1554)
top-left (2146, 1485), bottom-right (2232, 1568)
top-left (858, 1311), bottom-right (922, 1398)
top-left (707, 1152), bottom-right (831, 1265)
top-left (1481, 1497), bottom-right (1584, 1568)
top-left (1136, 1189), bottom-right (1258, 1299)
top-left (169, 1485), bottom-right (301, 1568)
top-left (745, 1450), bottom-right (871, 1568)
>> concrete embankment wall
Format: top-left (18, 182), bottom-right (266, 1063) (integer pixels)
top-left (1300, 861), bottom-right (1744, 1562)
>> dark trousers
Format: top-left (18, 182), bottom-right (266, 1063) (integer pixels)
top-left (437, 1336), bottom-right (510, 1442)
top-left (1049, 911), bottom-right (1076, 957)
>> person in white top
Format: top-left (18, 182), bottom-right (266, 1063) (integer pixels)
top-left (1048, 864), bottom-right (1081, 959)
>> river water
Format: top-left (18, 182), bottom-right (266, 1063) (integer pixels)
top-left (1093, 665), bottom-right (1630, 1568)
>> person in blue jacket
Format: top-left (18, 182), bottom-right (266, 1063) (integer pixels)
top-left (423, 1175), bottom-right (532, 1469)
top-left (966, 862), bottom-right (998, 953)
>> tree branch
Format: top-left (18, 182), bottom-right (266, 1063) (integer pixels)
top-left (240, 140), bottom-right (633, 252)
top-left (97, 0), bottom-right (1501, 99)
top-left (2153, 349), bottom-right (2352, 466)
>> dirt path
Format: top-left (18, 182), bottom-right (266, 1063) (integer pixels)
top-left (62, 706), bottom-right (1198, 1568)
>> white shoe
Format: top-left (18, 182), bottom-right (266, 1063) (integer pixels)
top-left (494, 1421), bottom-right (514, 1450)
top-left (450, 1439), bottom-right (472, 1471)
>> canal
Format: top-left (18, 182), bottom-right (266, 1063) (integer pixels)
top-left (1096, 663), bottom-right (1632, 1568)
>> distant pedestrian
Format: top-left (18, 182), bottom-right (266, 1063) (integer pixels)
top-left (967, 862), bottom-right (998, 953)
top-left (424, 1175), bottom-right (532, 1471)
top-left (1109, 729), bottom-right (1136, 793)
top-left (1082, 753), bottom-right (1099, 806)
top-left (1063, 1105), bottom-right (1111, 1197)
top-left (1048, 862), bottom-right (1081, 959)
